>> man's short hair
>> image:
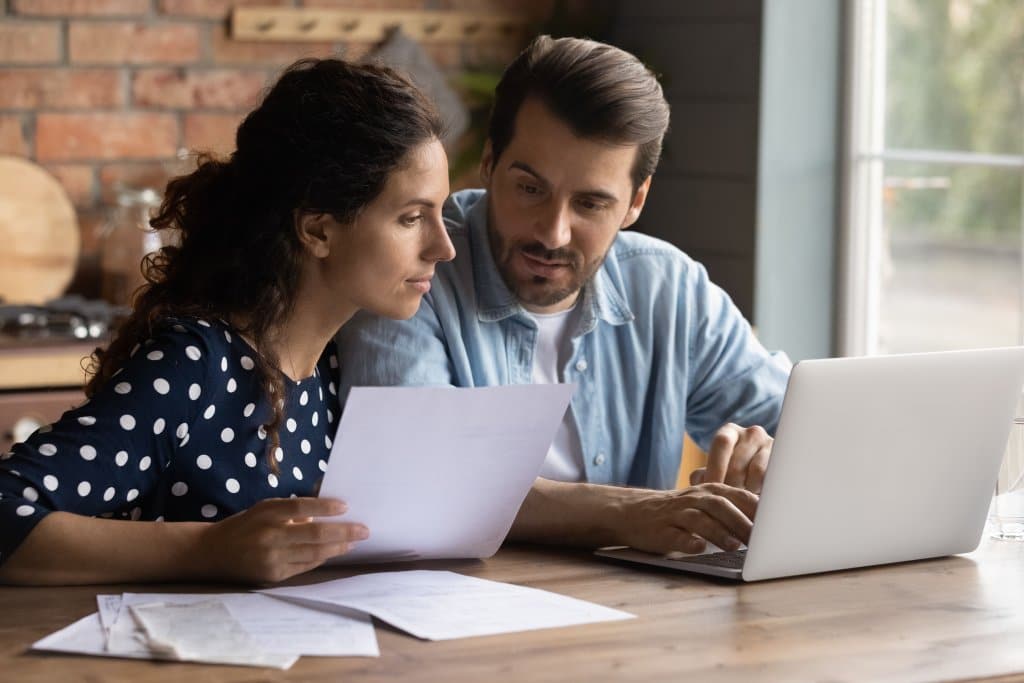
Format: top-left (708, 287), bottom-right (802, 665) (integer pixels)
top-left (487, 35), bottom-right (671, 191)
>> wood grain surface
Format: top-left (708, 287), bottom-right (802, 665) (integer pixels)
top-left (3, 539), bottom-right (1024, 683)
top-left (0, 155), bottom-right (79, 304)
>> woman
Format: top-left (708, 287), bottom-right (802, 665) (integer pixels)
top-left (0, 58), bottom-right (454, 585)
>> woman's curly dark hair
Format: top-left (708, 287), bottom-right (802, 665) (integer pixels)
top-left (85, 58), bottom-right (443, 469)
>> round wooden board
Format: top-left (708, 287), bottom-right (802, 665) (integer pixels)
top-left (0, 156), bottom-right (80, 304)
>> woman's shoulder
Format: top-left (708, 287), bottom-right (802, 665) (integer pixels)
top-left (146, 316), bottom-right (250, 365)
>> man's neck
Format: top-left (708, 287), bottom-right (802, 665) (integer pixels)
top-left (521, 290), bottom-right (581, 316)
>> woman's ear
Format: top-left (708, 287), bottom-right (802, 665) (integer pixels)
top-left (294, 211), bottom-right (333, 258)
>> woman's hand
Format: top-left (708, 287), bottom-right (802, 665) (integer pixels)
top-left (198, 497), bottom-right (368, 584)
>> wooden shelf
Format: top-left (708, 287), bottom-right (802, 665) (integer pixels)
top-left (0, 343), bottom-right (93, 390)
top-left (231, 7), bottom-right (532, 44)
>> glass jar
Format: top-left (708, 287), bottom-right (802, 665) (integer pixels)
top-left (97, 185), bottom-right (166, 307)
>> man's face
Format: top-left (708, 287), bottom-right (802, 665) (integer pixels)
top-left (481, 98), bottom-right (651, 314)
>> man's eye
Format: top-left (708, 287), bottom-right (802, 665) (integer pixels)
top-left (577, 199), bottom-right (603, 212)
top-left (518, 183), bottom-right (540, 195)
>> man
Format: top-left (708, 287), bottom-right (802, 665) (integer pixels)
top-left (337, 35), bottom-right (791, 556)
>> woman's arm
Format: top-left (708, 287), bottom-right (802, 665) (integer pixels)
top-left (0, 497), bottom-right (366, 586)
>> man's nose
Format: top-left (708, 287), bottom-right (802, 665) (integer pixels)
top-left (534, 202), bottom-right (572, 250)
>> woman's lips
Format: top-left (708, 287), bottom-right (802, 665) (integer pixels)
top-left (406, 275), bottom-right (433, 294)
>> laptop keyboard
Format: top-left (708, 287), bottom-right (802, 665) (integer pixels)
top-left (665, 549), bottom-right (747, 569)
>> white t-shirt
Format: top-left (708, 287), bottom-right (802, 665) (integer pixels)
top-left (528, 306), bottom-right (586, 482)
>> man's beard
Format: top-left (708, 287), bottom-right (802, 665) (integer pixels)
top-left (486, 220), bottom-right (602, 308)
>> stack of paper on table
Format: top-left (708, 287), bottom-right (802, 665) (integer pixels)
top-left (33, 570), bottom-right (634, 667)
top-left (33, 591), bottom-right (378, 669)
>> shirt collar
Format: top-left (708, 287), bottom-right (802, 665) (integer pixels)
top-left (465, 192), bottom-right (635, 330)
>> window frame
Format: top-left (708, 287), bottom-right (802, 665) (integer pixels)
top-left (838, 0), bottom-right (1024, 357)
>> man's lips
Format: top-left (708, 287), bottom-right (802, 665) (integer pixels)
top-left (519, 250), bottom-right (571, 278)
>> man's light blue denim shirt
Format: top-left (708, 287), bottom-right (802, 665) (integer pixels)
top-left (336, 189), bottom-right (791, 489)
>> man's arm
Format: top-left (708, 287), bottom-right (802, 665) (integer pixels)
top-left (683, 261), bottom-right (790, 449)
top-left (509, 478), bottom-right (758, 555)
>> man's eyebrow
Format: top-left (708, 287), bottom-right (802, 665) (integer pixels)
top-left (508, 161), bottom-right (549, 186)
top-left (508, 161), bottom-right (619, 202)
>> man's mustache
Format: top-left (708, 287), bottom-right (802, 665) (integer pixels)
top-left (519, 243), bottom-right (582, 268)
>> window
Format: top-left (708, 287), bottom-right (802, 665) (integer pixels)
top-left (841, 0), bottom-right (1024, 355)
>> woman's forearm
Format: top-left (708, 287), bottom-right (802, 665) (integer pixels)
top-left (0, 512), bottom-right (212, 586)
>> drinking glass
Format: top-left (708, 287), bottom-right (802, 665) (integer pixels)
top-left (990, 413), bottom-right (1024, 540)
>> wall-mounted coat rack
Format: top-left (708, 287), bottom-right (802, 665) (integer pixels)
top-left (231, 7), bottom-right (532, 44)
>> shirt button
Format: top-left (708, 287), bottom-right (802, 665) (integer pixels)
top-left (593, 453), bottom-right (606, 466)
top-left (575, 359), bottom-right (588, 372)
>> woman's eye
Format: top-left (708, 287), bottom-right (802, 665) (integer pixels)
top-left (401, 214), bottom-right (424, 226)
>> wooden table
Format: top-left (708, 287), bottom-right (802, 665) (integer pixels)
top-left (3, 538), bottom-right (1024, 683)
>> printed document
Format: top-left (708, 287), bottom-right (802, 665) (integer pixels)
top-left (262, 569), bottom-right (634, 640)
top-left (322, 384), bottom-right (575, 563)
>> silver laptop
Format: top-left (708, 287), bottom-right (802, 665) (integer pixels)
top-left (596, 347), bottom-right (1024, 581)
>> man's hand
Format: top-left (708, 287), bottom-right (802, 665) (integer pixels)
top-left (612, 483), bottom-right (757, 555)
top-left (689, 422), bottom-right (773, 494)
top-left (510, 478), bottom-right (758, 556)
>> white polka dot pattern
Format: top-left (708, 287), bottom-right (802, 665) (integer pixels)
top-left (0, 316), bottom-right (340, 555)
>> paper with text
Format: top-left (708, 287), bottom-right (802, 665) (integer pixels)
top-left (107, 592), bottom-right (378, 657)
top-left (322, 384), bottom-right (575, 563)
top-left (129, 600), bottom-right (297, 669)
top-left (262, 569), bottom-right (634, 640)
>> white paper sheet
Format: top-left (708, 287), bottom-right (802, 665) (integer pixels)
top-left (107, 592), bottom-right (378, 657)
top-left (129, 600), bottom-right (298, 669)
top-left (33, 613), bottom-right (150, 661)
top-left (96, 594), bottom-right (121, 636)
top-left (322, 384), bottom-right (575, 563)
top-left (262, 569), bottom-right (634, 641)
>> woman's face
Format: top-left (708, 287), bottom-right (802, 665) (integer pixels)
top-left (325, 138), bottom-right (455, 320)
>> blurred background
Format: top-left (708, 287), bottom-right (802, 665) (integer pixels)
top-left (0, 0), bottom-right (1022, 450)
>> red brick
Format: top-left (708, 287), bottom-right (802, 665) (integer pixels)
top-left (74, 207), bottom-right (106, 266)
top-left (462, 39), bottom-right (524, 68)
top-left (12, 0), bottom-right (150, 15)
top-left (0, 116), bottom-right (28, 156)
top-left (69, 22), bottom-right (201, 65)
top-left (183, 113), bottom-right (244, 155)
top-left (337, 40), bottom-right (373, 62)
top-left (300, 0), bottom-right (427, 7)
top-left (422, 42), bottom-right (462, 70)
top-left (211, 24), bottom-right (339, 66)
top-left (99, 162), bottom-right (177, 203)
top-left (36, 113), bottom-right (179, 161)
top-left (44, 164), bottom-right (96, 206)
top-left (159, 0), bottom-right (291, 19)
top-left (0, 22), bottom-right (61, 63)
top-left (133, 68), bottom-right (269, 109)
top-left (436, 0), bottom-right (554, 16)
top-left (0, 69), bottom-right (124, 109)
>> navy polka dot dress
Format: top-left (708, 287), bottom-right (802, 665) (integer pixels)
top-left (0, 317), bottom-right (340, 567)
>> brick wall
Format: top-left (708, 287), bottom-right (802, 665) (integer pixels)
top-left (0, 0), bottom-right (551, 295)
